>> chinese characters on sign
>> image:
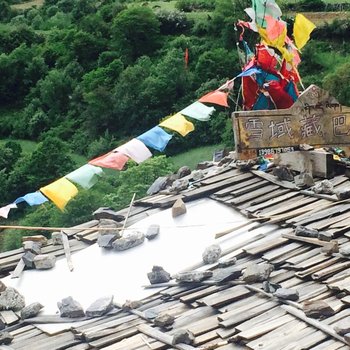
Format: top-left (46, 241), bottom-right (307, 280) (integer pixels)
top-left (244, 114), bottom-right (350, 141)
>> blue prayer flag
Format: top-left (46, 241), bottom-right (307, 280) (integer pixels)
top-left (15, 192), bottom-right (48, 206)
top-left (137, 126), bottom-right (172, 152)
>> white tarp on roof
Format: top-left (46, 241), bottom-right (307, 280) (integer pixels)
top-left (2, 198), bottom-right (272, 333)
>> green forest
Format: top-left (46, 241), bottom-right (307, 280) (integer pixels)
top-left (0, 0), bottom-right (350, 250)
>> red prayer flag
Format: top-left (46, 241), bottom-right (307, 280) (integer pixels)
top-left (88, 151), bottom-right (129, 170)
top-left (184, 48), bottom-right (189, 68)
top-left (198, 90), bottom-right (229, 108)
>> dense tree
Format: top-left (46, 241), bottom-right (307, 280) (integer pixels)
top-left (112, 7), bottom-right (161, 63)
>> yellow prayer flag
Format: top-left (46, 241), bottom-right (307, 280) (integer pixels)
top-left (258, 26), bottom-right (287, 53)
top-left (40, 177), bottom-right (78, 211)
top-left (293, 14), bottom-right (316, 50)
top-left (159, 113), bottom-right (194, 137)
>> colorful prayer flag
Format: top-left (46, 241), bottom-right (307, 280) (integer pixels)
top-left (0, 203), bottom-right (17, 219)
top-left (89, 151), bottom-right (129, 170)
top-left (137, 126), bottom-right (172, 152)
top-left (159, 113), bottom-right (195, 137)
top-left (14, 192), bottom-right (48, 206)
top-left (198, 90), bottom-right (229, 108)
top-left (116, 138), bottom-right (152, 164)
top-left (180, 101), bottom-right (215, 122)
top-left (65, 164), bottom-right (104, 189)
top-left (40, 178), bottom-right (78, 211)
top-left (293, 14), bottom-right (316, 50)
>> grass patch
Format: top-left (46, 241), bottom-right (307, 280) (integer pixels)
top-left (169, 143), bottom-right (226, 170)
top-left (11, 0), bottom-right (44, 10)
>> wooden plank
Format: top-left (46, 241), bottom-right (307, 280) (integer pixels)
top-left (213, 177), bottom-right (262, 197)
top-left (230, 184), bottom-right (280, 206)
top-left (61, 232), bottom-right (73, 271)
top-left (11, 258), bottom-right (25, 279)
top-left (200, 169), bottom-right (241, 186)
top-left (250, 170), bottom-right (297, 189)
top-left (0, 310), bottom-right (19, 325)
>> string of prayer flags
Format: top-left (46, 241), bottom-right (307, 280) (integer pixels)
top-left (0, 203), bottom-right (17, 219)
top-left (136, 126), bottom-right (172, 152)
top-left (293, 13), bottom-right (316, 50)
top-left (159, 113), bottom-right (195, 137)
top-left (198, 90), bottom-right (229, 108)
top-left (40, 178), bottom-right (78, 211)
top-left (116, 138), bottom-right (152, 164)
top-left (180, 101), bottom-right (215, 122)
top-left (65, 164), bottom-right (104, 189)
top-left (14, 192), bottom-right (48, 206)
top-left (89, 151), bottom-right (129, 170)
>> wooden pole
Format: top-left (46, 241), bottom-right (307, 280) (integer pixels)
top-left (120, 193), bottom-right (136, 237)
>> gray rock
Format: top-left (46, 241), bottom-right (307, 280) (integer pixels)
top-left (98, 219), bottom-right (122, 237)
top-left (170, 178), bottom-right (189, 193)
top-left (145, 224), bottom-right (160, 240)
top-left (236, 159), bottom-right (257, 171)
top-left (294, 173), bottom-right (315, 188)
top-left (262, 281), bottom-right (281, 294)
top-left (192, 170), bottom-right (205, 181)
top-left (217, 257), bottom-right (237, 268)
top-left (295, 226), bottom-right (318, 238)
top-left (318, 231), bottom-right (333, 242)
top-left (334, 319), bottom-right (350, 336)
top-left (97, 234), bottom-right (118, 248)
top-left (93, 207), bottom-right (125, 222)
top-left (58, 296), bottom-right (85, 318)
top-left (112, 231), bottom-right (145, 251)
top-left (336, 189), bottom-right (350, 200)
top-left (311, 180), bottom-right (334, 194)
top-left (274, 288), bottom-right (299, 301)
top-left (196, 161), bottom-right (213, 170)
top-left (0, 331), bottom-right (13, 345)
top-left (122, 300), bottom-right (142, 310)
top-left (202, 244), bottom-right (222, 264)
top-left (177, 166), bottom-right (191, 178)
top-left (23, 241), bottom-right (41, 255)
top-left (0, 287), bottom-right (25, 311)
top-left (303, 300), bottom-right (335, 318)
top-left (22, 251), bottom-right (36, 268)
top-left (340, 246), bottom-right (350, 256)
top-left (0, 319), bottom-right (4, 331)
top-left (147, 176), bottom-right (169, 195)
top-left (51, 232), bottom-right (63, 245)
top-left (173, 271), bottom-right (213, 283)
top-left (86, 296), bottom-right (114, 317)
top-left (172, 198), bottom-right (186, 218)
top-left (22, 235), bottom-right (47, 246)
top-left (172, 329), bottom-right (195, 345)
top-left (34, 254), bottom-right (56, 270)
top-left (0, 282), bottom-right (6, 293)
top-left (147, 266), bottom-right (171, 284)
top-left (243, 263), bottom-right (274, 283)
top-left (154, 313), bottom-right (175, 328)
top-left (21, 302), bottom-right (43, 319)
top-left (273, 166), bottom-right (294, 181)
top-left (211, 267), bottom-right (242, 283)
top-left (321, 241), bottom-right (339, 255)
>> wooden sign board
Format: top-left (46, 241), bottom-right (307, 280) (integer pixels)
top-left (232, 85), bottom-right (350, 160)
